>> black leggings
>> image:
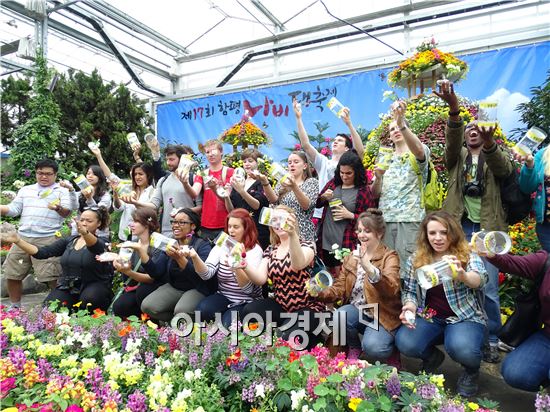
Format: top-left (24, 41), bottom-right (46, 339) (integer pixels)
top-left (242, 298), bottom-right (322, 350)
top-left (44, 282), bottom-right (112, 312)
top-left (112, 283), bottom-right (161, 319)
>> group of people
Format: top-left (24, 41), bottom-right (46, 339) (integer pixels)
top-left (1, 81), bottom-right (548, 396)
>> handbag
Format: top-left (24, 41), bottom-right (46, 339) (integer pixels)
top-left (497, 255), bottom-right (549, 347)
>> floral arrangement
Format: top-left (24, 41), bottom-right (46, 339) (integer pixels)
top-left (388, 38), bottom-right (468, 88)
top-left (416, 306), bottom-right (438, 323)
top-left (536, 389), bottom-right (550, 412)
top-left (0, 305), bottom-right (503, 411)
top-left (219, 114), bottom-right (270, 148)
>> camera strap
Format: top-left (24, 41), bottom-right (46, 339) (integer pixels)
top-left (464, 151), bottom-right (485, 183)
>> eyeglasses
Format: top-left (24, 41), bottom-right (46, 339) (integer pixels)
top-left (36, 171), bottom-right (55, 177)
top-left (170, 220), bottom-right (192, 226)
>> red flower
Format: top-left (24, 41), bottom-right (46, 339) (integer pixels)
top-left (498, 272), bottom-right (506, 285)
top-left (288, 351), bottom-right (300, 363)
top-left (91, 308), bottom-right (105, 318)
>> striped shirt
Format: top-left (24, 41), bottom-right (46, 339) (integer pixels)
top-left (401, 252), bottom-right (488, 325)
top-left (198, 244), bottom-right (263, 305)
top-left (6, 183), bottom-right (72, 238)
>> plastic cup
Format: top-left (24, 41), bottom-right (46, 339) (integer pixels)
top-left (107, 174), bottom-right (121, 186)
top-left (144, 133), bottom-right (156, 145)
top-left (215, 232), bottom-right (244, 267)
top-left (259, 207), bottom-right (289, 230)
top-left (126, 133), bottom-right (140, 151)
top-left (326, 97), bottom-right (345, 118)
top-left (329, 198), bottom-right (343, 221)
top-left (177, 154), bottom-right (198, 175)
top-left (270, 163), bottom-right (288, 182)
top-left (117, 247), bottom-right (133, 269)
top-left (74, 175), bottom-right (91, 191)
top-left (471, 230), bottom-right (511, 255)
top-left (513, 127), bottom-right (547, 157)
top-left (308, 270), bottom-right (333, 295)
top-left (375, 146), bottom-right (393, 170)
top-left (150, 232), bottom-right (177, 251)
top-left (234, 167), bottom-right (246, 183)
top-left (477, 101), bottom-right (498, 127)
top-left (88, 141), bottom-right (100, 151)
top-left (404, 310), bottom-right (416, 325)
top-left (416, 260), bottom-right (458, 289)
top-left (116, 180), bottom-right (133, 196)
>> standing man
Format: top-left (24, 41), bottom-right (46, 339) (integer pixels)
top-left (293, 99), bottom-right (365, 223)
top-left (192, 139), bottom-right (234, 243)
top-left (373, 102), bottom-right (431, 267)
top-left (134, 144), bottom-right (202, 236)
top-left (1, 159), bottom-right (73, 309)
top-left (435, 80), bottom-right (513, 363)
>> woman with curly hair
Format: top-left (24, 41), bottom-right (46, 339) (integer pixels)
top-left (316, 151), bottom-right (376, 275)
top-left (395, 211), bottom-right (487, 398)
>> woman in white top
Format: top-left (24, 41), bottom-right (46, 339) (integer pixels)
top-left (89, 145), bottom-right (154, 241)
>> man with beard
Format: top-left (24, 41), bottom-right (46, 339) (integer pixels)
top-left (136, 145), bottom-right (202, 236)
top-left (435, 80), bottom-right (513, 367)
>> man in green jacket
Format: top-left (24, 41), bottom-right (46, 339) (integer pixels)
top-left (435, 81), bottom-right (514, 371)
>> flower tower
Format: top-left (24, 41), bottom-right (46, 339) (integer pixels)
top-left (388, 38), bottom-right (468, 98)
top-left (218, 112), bottom-right (271, 169)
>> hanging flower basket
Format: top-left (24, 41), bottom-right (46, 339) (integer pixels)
top-left (388, 39), bottom-right (468, 91)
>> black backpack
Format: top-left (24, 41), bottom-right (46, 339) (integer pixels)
top-left (500, 167), bottom-right (532, 224)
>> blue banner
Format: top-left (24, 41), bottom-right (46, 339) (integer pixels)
top-left (157, 41), bottom-right (549, 161)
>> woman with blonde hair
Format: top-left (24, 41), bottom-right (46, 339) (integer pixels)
top-left (395, 211), bottom-right (487, 398)
top-left (256, 151), bottom-right (319, 242)
top-left (240, 205), bottom-right (324, 349)
top-left (518, 145), bottom-right (550, 251)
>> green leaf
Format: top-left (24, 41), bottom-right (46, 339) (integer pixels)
top-left (313, 384), bottom-right (330, 397)
top-left (326, 373), bottom-right (344, 383)
top-left (300, 354), bottom-right (317, 370)
top-left (274, 392), bottom-right (291, 410)
top-left (278, 378), bottom-right (292, 391)
top-left (357, 400), bottom-right (376, 412)
top-left (313, 397), bottom-right (327, 411)
top-left (378, 395), bottom-right (392, 411)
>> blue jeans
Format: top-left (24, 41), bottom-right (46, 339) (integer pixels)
top-left (501, 331), bottom-right (550, 391)
top-left (462, 219), bottom-right (501, 345)
top-left (195, 293), bottom-right (247, 328)
top-left (337, 304), bottom-right (396, 361)
top-left (537, 222), bottom-right (550, 253)
top-left (395, 317), bottom-right (485, 373)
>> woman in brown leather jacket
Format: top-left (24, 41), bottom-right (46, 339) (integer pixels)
top-left (314, 209), bottom-right (402, 365)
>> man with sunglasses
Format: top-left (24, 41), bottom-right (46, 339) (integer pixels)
top-left (1, 159), bottom-right (73, 309)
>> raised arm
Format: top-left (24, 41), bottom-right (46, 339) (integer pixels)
top-left (89, 146), bottom-right (114, 181)
top-left (293, 98), bottom-right (318, 162)
top-left (392, 101), bottom-right (424, 161)
top-left (341, 107), bottom-right (364, 159)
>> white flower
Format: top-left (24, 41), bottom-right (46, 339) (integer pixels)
top-left (184, 370), bottom-right (195, 382)
top-left (290, 389), bottom-right (306, 410)
top-left (255, 383), bottom-right (266, 398)
top-left (194, 369), bottom-right (202, 379)
top-left (194, 408), bottom-right (205, 412)
top-left (331, 243), bottom-right (339, 250)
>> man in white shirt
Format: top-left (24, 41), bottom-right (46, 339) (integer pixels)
top-left (1, 159), bottom-right (73, 309)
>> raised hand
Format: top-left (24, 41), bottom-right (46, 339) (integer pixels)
top-left (292, 98), bottom-right (302, 119)
top-left (341, 107), bottom-right (352, 126)
top-left (433, 79), bottom-right (459, 110)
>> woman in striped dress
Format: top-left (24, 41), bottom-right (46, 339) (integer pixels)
top-left (241, 205), bottom-right (325, 350)
top-left (189, 208), bottom-right (263, 327)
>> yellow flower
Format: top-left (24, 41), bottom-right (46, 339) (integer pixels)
top-left (54, 231), bottom-right (62, 238)
top-left (429, 374), bottom-right (445, 387)
top-left (467, 402), bottom-right (479, 410)
top-left (73, 301), bottom-right (83, 308)
top-left (147, 320), bottom-right (158, 329)
top-left (348, 398), bottom-right (362, 411)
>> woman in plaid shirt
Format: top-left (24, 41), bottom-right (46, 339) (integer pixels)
top-left (316, 151), bottom-right (376, 276)
top-left (395, 211), bottom-right (487, 398)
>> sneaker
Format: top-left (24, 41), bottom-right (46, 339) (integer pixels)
top-left (456, 370), bottom-right (479, 397)
top-left (421, 347), bottom-right (445, 373)
top-left (497, 341), bottom-right (515, 353)
top-left (482, 344), bottom-right (501, 363)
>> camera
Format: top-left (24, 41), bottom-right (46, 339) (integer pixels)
top-left (464, 181), bottom-right (484, 197)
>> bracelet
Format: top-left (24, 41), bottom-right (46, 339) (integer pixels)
top-left (448, 110), bottom-right (460, 116)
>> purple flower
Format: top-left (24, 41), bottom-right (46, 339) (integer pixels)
top-left (188, 352), bottom-right (199, 368)
top-left (0, 333), bottom-right (8, 352)
top-left (24, 169), bottom-right (31, 177)
top-left (439, 402), bottom-right (465, 412)
top-left (367, 380), bottom-right (376, 389)
top-left (144, 351), bottom-right (155, 367)
top-left (0, 377), bottom-right (16, 398)
top-left (343, 376), bottom-right (364, 399)
top-left (37, 358), bottom-right (54, 379)
top-left (417, 383), bottom-right (437, 400)
top-left (535, 392), bottom-right (550, 412)
top-left (385, 373), bottom-right (401, 397)
top-left (8, 347), bottom-right (26, 370)
top-left (127, 390), bottom-right (148, 412)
